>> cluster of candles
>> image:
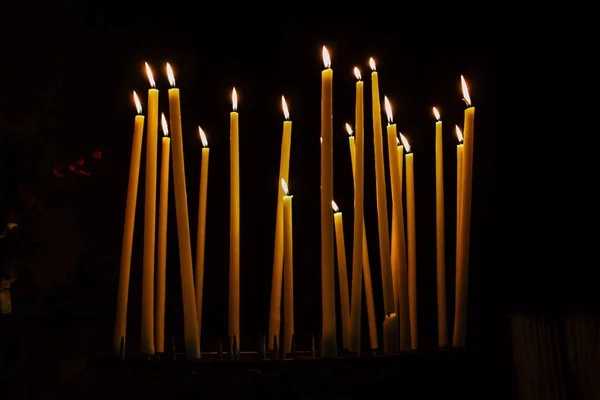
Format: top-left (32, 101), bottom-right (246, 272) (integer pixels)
top-left (113, 46), bottom-right (476, 359)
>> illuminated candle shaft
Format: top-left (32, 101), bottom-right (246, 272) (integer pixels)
top-left (141, 88), bottom-right (158, 355)
top-left (321, 65), bottom-right (337, 357)
top-left (397, 146), bottom-right (410, 351)
top-left (268, 120), bottom-right (292, 350)
top-left (114, 113), bottom-right (144, 354)
top-left (283, 194), bottom-right (294, 354)
top-left (195, 146), bottom-right (210, 349)
top-left (456, 144), bottom-right (463, 264)
top-left (435, 120), bottom-right (447, 348)
top-left (155, 136), bottom-right (170, 353)
top-left (333, 211), bottom-right (351, 349)
top-left (230, 109), bottom-right (240, 347)
top-left (168, 87), bottom-right (200, 358)
top-left (405, 152), bottom-right (417, 349)
top-left (454, 106), bottom-right (475, 347)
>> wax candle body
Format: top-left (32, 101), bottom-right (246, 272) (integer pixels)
top-left (397, 146), bottom-right (410, 351)
top-left (386, 124), bottom-right (401, 309)
top-left (268, 120), bottom-right (292, 350)
top-left (349, 136), bottom-right (378, 350)
top-left (195, 146), bottom-right (210, 349)
top-left (435, 120), bottom-right (447, 348)
top-left (141, 88), bottom-right (158, 355)
top-left (370, 71), bottom-right (394, 315)
top-left (114, 113), bottom-right (144, 354)
top-left (168, 87), bottom-right (200, 359)
top-left (333, 211), bottom-right (351, 350)
top-left (321, 66), bottom-right (337, 357)
top-left (405, 152), bottom-right (417, 350)
top-left (454, 106), bottom-right (475, 347)
top-left (283, 194), bottom-right (294, 354)
top-left (456, 144), bottom-right (463, 263)
top-left (155, 136), bottom-right (171, 353)
top-left (229, 109), bottom-right (241, 348)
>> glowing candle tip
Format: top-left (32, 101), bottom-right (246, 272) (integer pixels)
top-left (354, 67), bottom-right (361, 80)
top-left (369, 57), bottom-right (376, 71)
top-left (433, 106), bottom-right (441, 121)
top-left (331, 200), bottom-right (339, 213)
top-left (160, 113), bottom-right (169, 136)
top-left (400, 133), bottom-right (411, 153)
top-left (281, 178), bottom-right (289, 195)
top-left (145, 62), bottom-right (156, 88)
top-left (199, 126), bottom-right (208, 147)
top-left (345, 123), bottom-right (353, 136)
top-left (384, 96), bottom-right (393, 124)
top-left (461, 75), bottom-right (472, 106)
top-left (232, 88), bottom-right (237, 111)
top-left (166, 63), bottom-right (175, 87)
top-left (322, 46), bottom-right (331, 69)
top-left (281, 95), bottom-right (289, 120)
top-left (133, 91), bottom-right (142, 114)
top-left (455, 125), bottom-right (464, 143)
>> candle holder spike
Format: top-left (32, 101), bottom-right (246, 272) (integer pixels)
top-left (118, 336), bottom-right (125, 360)
top-left (233, 336), bottom-right (239, 360)
top-left (228, 336), bottom-right (234, 360)
top-left (272, 335), bottom-right (279, 360)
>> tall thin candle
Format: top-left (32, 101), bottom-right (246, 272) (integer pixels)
top-left (113, 91), bottom-right (145, 354)
top-left (166, 63), bottom-right (200, 359)
top-left (281, 179), bottom-right (294, 355)
top-left (455, 125), bottom-right (464, 262)
top-left (396, 141), bottom-right (410, 351)
top-left (332, 200), bottom-right (351, 350)
top-left (155, 113), bottom-right (171, 353)
top-left (229, 87), bottom-right (241, 348)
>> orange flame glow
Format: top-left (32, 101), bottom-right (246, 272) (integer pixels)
top-left (281, 178), bottom-right (289, 195)
top-left (455, 125), bottom-right (463, 143)
top-left (345, 123), bottom-right (353, 136)
top-left (433, 106), bottom-right (440, 121)
top-left (166, 63), bottom-right (175, 87)
top-left (322, 46), bottom-right (331, 69)
top-left (399, 133), bottom-right (411, 153)
top-left (199, 126), bottom-right (208, 147)
top-left (384, 96), bottom-right (393, 124)
top-left (133, 91), bottom-right (142, 114)
top-left (331, 200), bottom-right (339, 213)
top-left (354, 67), bottom-right (361, 80)
top-left (282, 95), bottom-right (289, 120)
top-left (461, 75), bottom-right (471, 106)
top-left (369, 57), bottom-right (376, 71)
top-left (161, 113), bottom-right (169, 136)
top-left (145, 62), bottom-right (156, 88)
top-left (232, 88), bottom-right (237, 111)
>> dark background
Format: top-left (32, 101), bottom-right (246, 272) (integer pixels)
top-left (1, 2), bottom-right (537, 359)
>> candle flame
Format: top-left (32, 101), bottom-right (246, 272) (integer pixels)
top-left (161, 113), bottom-right (169, 136)
top-left (433, 106), bottom-right (440, 121)
top-left (320, 137), bottom-right (322, 144)
top-left (384, 96), bottom-right (393, 124)
top-left (399, 133), bottom-right (411, 153)
top-left (455, 125), bottom-right (463, 143)
top-left (133, 91), bottom-right (142, 114)
top-left (369, 57), bottom-right (376, 71)
top-left (166, 63), bottom-right (176, 87)
top-left (281, 95), bottom-right (289, 120)
top-left (145, 62), bottom-right (156, 88)
top-left (354, 67), bottom-right (361, 80)
top-left (281, 178), bottom-right (289, 195)
top-left (396, 136), bottom-right (400, 145)
top-left (331, 200), bottom-right (339, 213)
top-left (461, 75), bottom-right (471, 106)
top-left (199, 126), bottom-right (208, 147)
top-left (232, 88), bottom-right (237, 111)
top-left (345, 123), bottom-right (353, 136)
top-left (322, 46), bottom-right (331, 69)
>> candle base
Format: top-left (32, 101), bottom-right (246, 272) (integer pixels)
top-left (383, 313), bottom-right (400, 355)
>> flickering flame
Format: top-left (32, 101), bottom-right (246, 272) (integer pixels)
top-left (384, 96), bottom-right (393, 124)
top-left (331, 200), bottom-right (339, 213)
top-left (281, 178), bottom-right (289, 195)
top-left (232, 88), bottom-right (237, 111)
top-left (166, 63), bottom-right (175, 87)
top-left (133, 91), bottom-right (142, 114)
top-left (320, 137), bottom-right (322, 144)
top-left (145, 62), bottom-right (156, 88)
top-left (199, 126), bottom-right (208, 147)
top-left (461, 75), bottom-right (471, 106)
top-left (433, 106), bottom-right (440, 121)
top-left (399, 133), bottom-right (411, 153)
top-left (161, 113), bottom-right (169, 136)
top-left (354, 67), bottom-right (361, 80)
top-left (345, 123), bottom-right (353, 136)
top-left (282, 95), bottom-right (289, 120)
top-left (322, 46), bottom-right (331, 69)
top-left (455, 125), bottom-right (463, 143)
top-left (369, 57), bottom-right (376, 71)
top-left (396, 136), bottom-right (400, 145)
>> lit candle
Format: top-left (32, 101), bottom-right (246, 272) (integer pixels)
top-left (433, 106), bottom-right (447, 348)
top-left (195, 126), bottom-right (210, 350)
top-left (155, 113), bottom-right (171, 353)
top-left (281, 179), bottom-right (294, 355)
top-left (455, 125), bottom-right (464, 263)
top-left (166, 63), bottom-right (200, 359)
top-left (369, 57), bottom-right (396, 353)
top-left (396, 139), bottom-right (410, 351)
top-left (229, 87), bottom-right (241, 348)
top-left (332, 200), bottom-right (351, 350)
top-left (320, 46), bottom-right (337, 357)
top-left (268, 96), bottom-right (292, 350)
top-left (400, 133), bottom-right (418, 350)
top-left (453, 76), bottom-right (475, 348)
top-left (141, 63), bottom-right (158, 355)
top-left (113, 91), bottom-right (145, 354)
top-left (346, 122), bottom-right (378, 351)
